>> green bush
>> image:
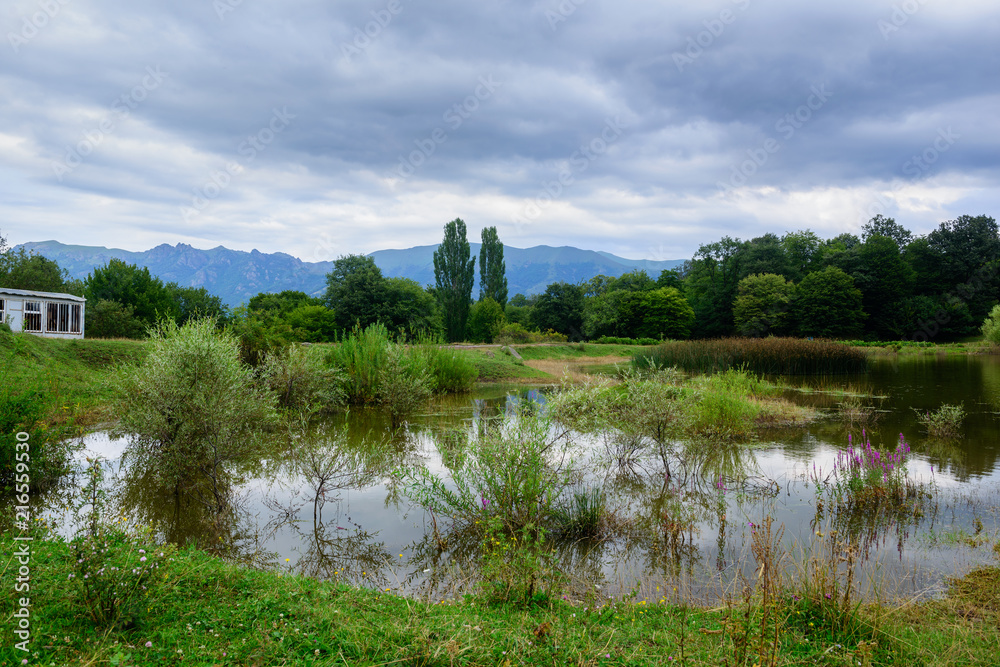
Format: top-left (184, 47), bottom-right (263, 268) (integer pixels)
top-left (109, 317), bottom-right (278, 511)
top-left (0, 379), bottom-right (73, 495)
top-left (260, 344), bottom-right (345, 413)
top-left (412, 345), bottom-right (477, 394)
top-left (550, 486), bottom-right (605, 539)
top-left (328, 323), bottom-right (393, 404)
top-left (378, 346), bottom-right (433, 429)
top-left (981, 304), bottom-right (1000, 345)
top-left (914, 403), bottom-right (965, 438)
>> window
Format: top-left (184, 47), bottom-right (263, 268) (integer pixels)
top-left (0, 299), bottom-right (5, 325)
top-left (42, 301), bottom-right (78, 333)
top-left (24, 301), bottom-right (41, 332)
top-left (71, 304), bottom-right (81, 333)
top-left (47, 303), bottom-right (59, 332)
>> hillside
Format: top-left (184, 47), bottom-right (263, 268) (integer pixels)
top-left (15, 240), bottom-right (685, 307)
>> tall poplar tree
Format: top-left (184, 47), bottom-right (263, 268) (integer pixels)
top-left (479, 226), bottom-right (508, 308)
top-left (433, 218), bottom-right (475, 341)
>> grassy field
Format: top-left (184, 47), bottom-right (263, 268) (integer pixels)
top-left (3, 525), bottom-right (998, 666)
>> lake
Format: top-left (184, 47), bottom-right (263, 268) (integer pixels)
top-left (52, 353), bottom-right (1000, 604)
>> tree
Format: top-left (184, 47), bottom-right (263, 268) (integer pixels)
top-left (656, 269), bottom-right (684, 292)
top-left (854, 235), bottom-right (914, 339)
top-left (85, 299), bottom-right (146, 339)
top-left (479, 226), bottom-right (508, 307)
top-left (167, 284), bottom-right (229, 326)
top-left (793, 266), bottom-right (866, 339)
top-left (382, 277), bottom-right (442, 338)
top-left (0, 248), bottom-right (74, 293)
top-left (283, 304), bottom-right (339, 342)
top-left (433, 218), bottom-right (475, 342)
top-left (741, 233), bottom-right (791, 280)
top-left (981, 304), bottom-right (1000, 345)
top-left (85, 259), bottom-right (179, 328)
top-left (467, 298), bottom-right (506, 343)
top-left (631, 288), bottom-right (694, 340)
top-left (684, 237), bottom-right (746, 338)
top-left (781, 230), bottom-right (821, 281)
top-left (733, 274), bottom-right (795, 337)
top-left (531, 282), bottom-right (584, 340)
top-left (862, 215), bottom-right (912, 250)
top-left (323, 254), bottom-right (387, 332)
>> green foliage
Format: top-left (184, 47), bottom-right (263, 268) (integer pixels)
top-left (477, 517), bottom-right (564, 607)
top-left (410, 345), bottom-right (477, 394)
top-left (166, 283), bottom-right (229, 326)
top-left (854, 235), bottom-right (915, 339)
top-left (818, 433), bottom-right (922, 515)
top-left (981, 304), bottom-right (1000, 345)
top-left (382, 277), bottom-right (442, 339)
top-left (323, 254), bottom-right (387, 332)
top-left (85, 259), bottom-right (180, 329)
top-left (593, 336), bottom-right (659, 345)
top-left (635, 337), bottom-right (868, 375)
top-left (226, 305), bottom-right (291, 367)
top-left (479, 226), bottom-right (508, 307)
top-left (259, 344), bottom-right (345, 414)
top-left (685, 236), bottom-right (746, 338)
top-left (0, 377), bottom-right (73, 495)
top-left (434, 218), bottom-right (476, 341)
top-left (378, 346), bottom-right (433, 429)
top-left (585, 287), bottom-right (694, 340)
top-left (85, 299), bottom-right (147, 339)
top-left (550, 486), bottom-right (605, 539)
top-left (109, 318), bottom-right (278, 507)
top-left (467, 297), bottom-right (505, 343)
top-left (328, 323), bottom-right (393, 404)
top-left (402, 411), bottom-right (579, 533)
top-left (793, 266), bottom-right (866, 339)
top-left (531, 282), bottom-right (585, 340)
top-left (733, 273), bottom-right (794, 337)
top-left (862, 214), bottom-right (912, 250)
top-left (0, 247), bottom-right (74, 292)
top-left (914, 403), bottom-right (965, 438)
top-left (282, 304), bottom-right (338, 342)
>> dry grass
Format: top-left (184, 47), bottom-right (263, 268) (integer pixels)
top-left (524, 355), bottom-right (629, 382)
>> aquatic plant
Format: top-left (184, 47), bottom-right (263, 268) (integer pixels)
top-left (914, 403), bottom-right (965, 438)
top-left (825, 431), bottom-right (921, 511)
top-left (634, 337), bottom-right (868, 375)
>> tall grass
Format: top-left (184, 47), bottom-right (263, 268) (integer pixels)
top-left (328, 324), bottom-right (392, 404)
top-left (409, 344), bottom-right (477, 394)
top-left (635, 337), bottom-right (868, 375)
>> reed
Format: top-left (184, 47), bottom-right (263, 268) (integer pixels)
top-left (635, 337), bottom-right (868, 375)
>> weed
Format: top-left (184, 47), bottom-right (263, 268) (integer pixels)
top-left (914, 402), bottom-right (965, 438)
top-left (636, 337), bottom-right (868, 375)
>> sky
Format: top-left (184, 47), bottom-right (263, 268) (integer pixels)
top-left (2, 0), bottom-right (998, 264)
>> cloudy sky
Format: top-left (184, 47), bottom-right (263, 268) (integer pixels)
top-left (2, 0), bottom-right (998, 263)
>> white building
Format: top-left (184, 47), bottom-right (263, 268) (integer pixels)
top-left (0, 288), bottom-right (86, 339)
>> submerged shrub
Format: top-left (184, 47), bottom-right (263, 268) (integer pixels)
top-left (914, 403), bottom-right (965, 438)
top-left (635, 337), bottom-right (868, 375)
top-left (328, 323), bottom-right (393, 404)
top-left (260, 344), bottom-right (345, 413)
top-left (110, 317), bottom-right (278, 509)
top-left (378, 346), bottom-right (433, 429)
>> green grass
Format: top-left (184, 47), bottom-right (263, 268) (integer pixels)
top-left (512, 343), bottom-right (640, 361)
top-left (0, 330), bottom-right (147, 426)
top-left (463, 349), bottom-right (551, 382)
top-left (6, 525), bottom-right (998, 666)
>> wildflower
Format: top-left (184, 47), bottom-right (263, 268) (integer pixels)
top-left (145, 641), bottom-right (153, 648)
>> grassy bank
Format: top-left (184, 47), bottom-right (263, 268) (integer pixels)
top-left (3, 526), bottom-right (998, 666)
top-left (0, 330), bottom-right (147, 427)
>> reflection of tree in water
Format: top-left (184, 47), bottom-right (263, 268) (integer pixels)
top-left (263, 420), bottom-right (402, 587)
top-left (114, 465), bottom-right (271, 566)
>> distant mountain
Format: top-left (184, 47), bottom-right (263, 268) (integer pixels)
top-left (14, 240), bottom-right (685, 307)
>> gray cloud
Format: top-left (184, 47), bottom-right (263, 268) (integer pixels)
top-left (2, 0), bottom-right (998, 262)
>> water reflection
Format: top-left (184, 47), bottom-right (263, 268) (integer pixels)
top-left (49, 355), bottom-right (1000, 603)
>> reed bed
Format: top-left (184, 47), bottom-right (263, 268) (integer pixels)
top-left (634, 337), bottom-right (868, 375)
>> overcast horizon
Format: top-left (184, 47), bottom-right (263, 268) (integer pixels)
top-left (3, 0), bottom-right (998, 264)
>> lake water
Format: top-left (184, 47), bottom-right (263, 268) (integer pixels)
top-left (52, 354), bottom-right (1000, 604)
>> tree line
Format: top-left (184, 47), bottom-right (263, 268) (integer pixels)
top-left (3, 213), bottom-right (998, 345)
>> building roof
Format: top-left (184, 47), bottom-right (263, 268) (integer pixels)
top-left (0, 287), bottom-right (86, 302)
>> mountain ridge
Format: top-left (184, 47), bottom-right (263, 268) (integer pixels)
top-left (13, 240), bottom-right (685, 307)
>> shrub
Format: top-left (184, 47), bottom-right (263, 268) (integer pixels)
top-left (110, 318), bottom-right (278, 513)
top-left (378, 346), bottom-right (433, 429)
top-left (476, 516), bottom-right (564, 607)
top-left (635, 337), bottom-right (868, 375)
top-left (495, 322), bottom-right (535, 344)
top-left (328, 323), bottom-right (393, 404)
top-left (823, 432), bottom-right (919, 511)
top-left (411, 345), bottom-right (477, 394)
top-left (0, 378), bottom-right (74, 495)
top-left (401, 411), bottom-right (579, 533)
top-left (467, 298), bottom-right (506, 343)
top-left (981, 304), bottom-right (1000, 345)
top-left (914, 403), bottom-right (965, 438)
top-left (260, 344), bottom-right (345, 413)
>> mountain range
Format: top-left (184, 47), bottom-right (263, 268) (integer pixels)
top-left (14, 240), bottom-right (685, 307)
